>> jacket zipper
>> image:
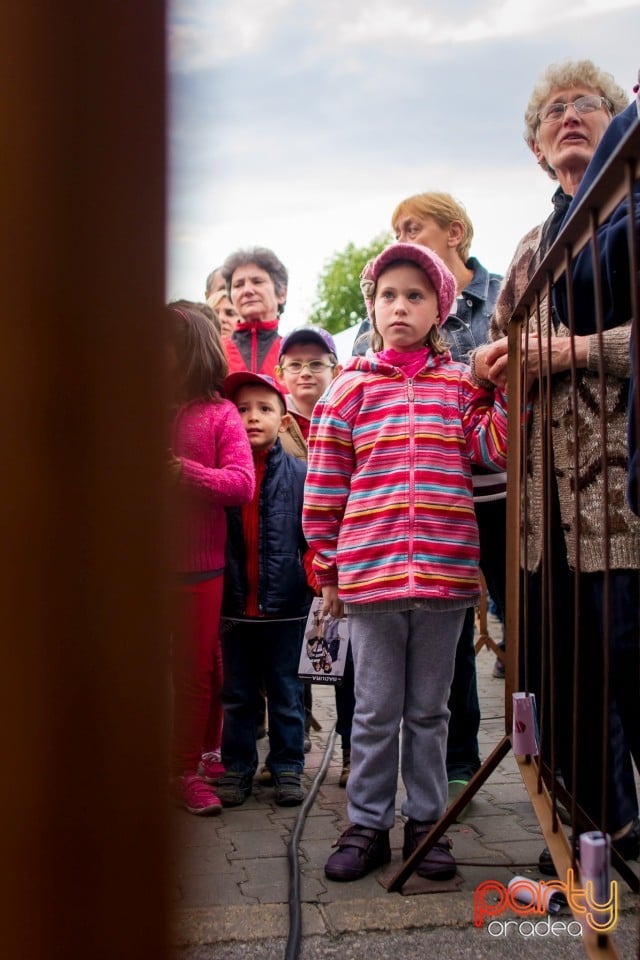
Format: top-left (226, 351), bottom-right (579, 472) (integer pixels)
top-left (407, 377), bottom-right (416, 594)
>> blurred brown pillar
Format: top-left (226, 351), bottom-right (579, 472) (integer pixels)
top-left (0, 3), bottom-right (169, 958)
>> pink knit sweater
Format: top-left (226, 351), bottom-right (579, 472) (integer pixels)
top-left (170, 399), bottom-right (255, 573)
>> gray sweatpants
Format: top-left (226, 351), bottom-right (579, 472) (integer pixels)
top-left (347, 607), bottom-right (465, 830)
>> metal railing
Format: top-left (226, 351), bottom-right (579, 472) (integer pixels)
top-left (387, 114), bottom-right (639, 960)
top-left (505, 116), bottom-right (640, 959)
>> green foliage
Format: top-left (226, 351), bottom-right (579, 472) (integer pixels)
top-left (308, 232), bottom-right (392, 334)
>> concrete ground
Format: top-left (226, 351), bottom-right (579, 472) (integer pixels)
top-left (169, 619), bottom-right (640, 959)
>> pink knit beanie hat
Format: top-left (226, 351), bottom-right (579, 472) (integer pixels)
top-left (360, 242), bottom-right (456, 325)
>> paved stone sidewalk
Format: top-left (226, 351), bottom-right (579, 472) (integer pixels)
top-left (170, 627), bottom-right (640, 957)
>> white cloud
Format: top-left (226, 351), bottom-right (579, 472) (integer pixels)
top-left (458, 0), bottom-right (639, 43)
top-left (168, 0), bottom-right (293, 70)
top-left (167, 0), bottom-right (640, 332)
top-left (169, 0), bottom-right (640, 71)
top-left (327, 0), bottom-right (639, 46)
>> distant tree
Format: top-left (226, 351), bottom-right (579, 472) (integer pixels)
top-left (308, 232), bottom-right (392, 334)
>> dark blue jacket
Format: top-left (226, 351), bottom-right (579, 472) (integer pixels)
top-left (631, 328), bottom-right (639, 516)
top-left (553, 100), bottom-right (640, 514)
top-left (223, 439), bottom-right (312, 617)
top-left (439, 257), bottom-right (503, 363)
top-left (554, 101), bottom-right (640, 337)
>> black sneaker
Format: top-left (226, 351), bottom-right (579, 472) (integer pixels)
top-left (492, 657), bottom-right (505, 679)
top-left (538, 843), bottom-right (570, 876)
top-left (216, 769), bottom-right (253, 807)
top-left (256, 764), bottom-right (273, 785)
top-left (447, 779), bottom-right (471, 821)
top-left (615, 818), bottom-right (640, 860)
top-left (539, 818), bottom-right (640, 876)
top-left (339, 749), bottom-right (351, 788)
top-left (272, 769), bottom-right (305, 806)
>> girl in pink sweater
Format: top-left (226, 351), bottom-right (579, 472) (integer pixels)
top-left (167, 304), bottom-right (254, 814)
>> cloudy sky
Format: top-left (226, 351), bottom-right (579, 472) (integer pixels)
top-left (167, 0), bottom-right (639, 336)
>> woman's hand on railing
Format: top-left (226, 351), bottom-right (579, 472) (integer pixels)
top-left (478, 335), bottom-right (590, 392)
top-left (521, 335), bottom-right (589, 388)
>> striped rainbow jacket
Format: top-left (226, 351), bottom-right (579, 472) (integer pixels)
top-left (302, 352), bottom-right (508, 606)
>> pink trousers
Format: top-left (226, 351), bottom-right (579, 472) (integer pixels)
top-left (171, 575), bottom-right (223, 776)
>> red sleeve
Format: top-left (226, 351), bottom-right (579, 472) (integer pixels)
top-left (303, 548), bottom-right (321, 595)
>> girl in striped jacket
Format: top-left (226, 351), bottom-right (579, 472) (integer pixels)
top-left (302, 242), bottom-right (507, 883)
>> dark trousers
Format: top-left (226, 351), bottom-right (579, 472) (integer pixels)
top-left (446, 607), bottom-right (480, 780)
top-left (335, 640), bottom-right (355, 751)
top-left (446, 497), bottom-right (507, 779)
top-left (526, 486), bottom-right (639, 833)
top-left (221, 618), bottom-right (306, 776)
top-left (304, 641), bottom-right (355, 751)
top-left (477, 498), bottom-right (507, 626)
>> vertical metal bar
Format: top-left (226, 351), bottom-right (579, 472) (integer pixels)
top-left (625, 168), bottom-right (640, 831)
top-left (564, 241), bottom-right (582, 841)
top-left (588, 208), bottom-right (611, 835)
top-left (505, 313), bottom-right (524, 735)
top-left (521, 313), bottom-right (531, 697)
top-left (543, 274), bottom-right (559, 827)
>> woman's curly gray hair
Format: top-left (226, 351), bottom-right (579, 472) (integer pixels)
top-left (524, 59), bottom-right (629, 180)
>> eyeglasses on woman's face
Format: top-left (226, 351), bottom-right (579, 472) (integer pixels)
top-left (537, 94), bottom-right (611, 125)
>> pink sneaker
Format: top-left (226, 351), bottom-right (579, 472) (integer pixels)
top-left (197, 750), bottom-right (226, 783)
top-left (172, 774), bottom-right (222, 815)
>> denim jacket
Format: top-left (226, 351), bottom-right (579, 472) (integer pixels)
top-left (442, 258), bottom-right (503, 364)
top-left (353, 257), bottom-right (502, 363)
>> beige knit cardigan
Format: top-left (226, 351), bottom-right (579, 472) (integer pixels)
top-left (490, 222), bottom-right (640, 573)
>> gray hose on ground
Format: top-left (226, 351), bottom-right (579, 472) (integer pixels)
top-left (284, 722), bottom-right (338, 960)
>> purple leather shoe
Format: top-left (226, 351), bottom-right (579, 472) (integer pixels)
top-left (403, 819), bottom-right (456, 880)
top-left (324, 824), bottom-right (391, 881)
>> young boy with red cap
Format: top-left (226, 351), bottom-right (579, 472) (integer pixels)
top-left (216, 373), bottom-right (312, 807)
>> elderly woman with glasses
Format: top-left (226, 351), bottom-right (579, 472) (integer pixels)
top-left (473, 59), bottom-right (640, 873)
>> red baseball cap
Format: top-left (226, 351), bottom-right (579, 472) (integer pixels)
top-left (224, 371), bottom-right (288, 412)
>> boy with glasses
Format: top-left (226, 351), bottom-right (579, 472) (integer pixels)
top-left (276, 329), bottom-right (354, 787)
top-left (276, 327), bottom-right (343, 439)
